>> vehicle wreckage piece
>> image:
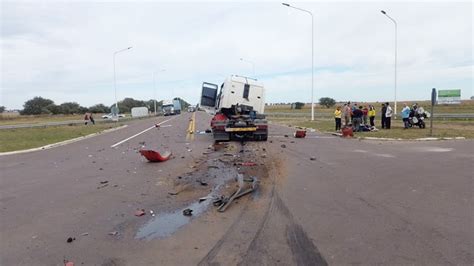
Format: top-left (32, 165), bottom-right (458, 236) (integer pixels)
top-left (139, 150), bottom-right (172, 162)
top-left (216, 174), bottom-right (258, 212)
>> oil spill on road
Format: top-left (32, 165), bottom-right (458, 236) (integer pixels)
top-left (135, 195), bottom-right (213, 240)
top-left (136, 157), bottom-right (240, 240)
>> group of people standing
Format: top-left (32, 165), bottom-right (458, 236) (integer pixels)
top-left (334, 102), bottom-right (393, 132)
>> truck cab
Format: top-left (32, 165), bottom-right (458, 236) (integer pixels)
top-left (200, 75), bottom-right (267, 142)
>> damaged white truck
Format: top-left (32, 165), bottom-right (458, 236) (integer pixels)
top-left (200, 75), bottom-right (268, 142)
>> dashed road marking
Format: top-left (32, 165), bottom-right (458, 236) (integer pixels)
top-left (110, 117), bottom-right (175, 148)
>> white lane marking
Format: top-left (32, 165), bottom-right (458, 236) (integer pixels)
top-left (110, 117), bottom-right (175, 148)
top-left (374, 153), bottom-right (395, 158)
top-left (353, 149), bottom-right (368, 153)
top-left (416, 147), bottom-right (454, 152)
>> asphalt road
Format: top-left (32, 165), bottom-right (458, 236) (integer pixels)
top-left (0, 112), bottom-right (472, 265)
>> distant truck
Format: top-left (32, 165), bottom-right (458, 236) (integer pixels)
top-left (200, 75), bottom-right (267, 142)
top-left (162, 100), bottom-right (175, 116)
top-left (131, 107), bottom-right (149, 118)
top-left (173, 99), bottom-right (182, 115)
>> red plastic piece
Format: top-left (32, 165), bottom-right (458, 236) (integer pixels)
top-left (295, 130), bottom-right (307, 138)
top-left (139, 150), bottom-right (172, 162)
top-left (342, 127), bottom-right (354, 138)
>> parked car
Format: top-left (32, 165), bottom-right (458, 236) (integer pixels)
top-left (102, 113), bottom-right (125, 119)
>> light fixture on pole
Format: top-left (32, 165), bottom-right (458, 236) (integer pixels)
top-left (381, 10), bottom-right (398, 116)
top-left (153, 69), bottom-right (166, 116)
top-left (113, 46), bottom-right (132, 114)
top-left (240, 58), bottom-right (256, 77)
top-left (282, 3), bottom-right (314, 121)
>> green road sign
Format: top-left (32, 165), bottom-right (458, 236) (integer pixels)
top-left (438, 89), bottom-right (461, 104)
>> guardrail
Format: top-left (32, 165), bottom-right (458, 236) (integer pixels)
top-left (265, 112), bottom-right (474, 119)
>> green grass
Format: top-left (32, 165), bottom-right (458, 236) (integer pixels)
top-left (0, 123), bottom-right (123, 152)
top-left (270, 117), bottom-right (474, 139)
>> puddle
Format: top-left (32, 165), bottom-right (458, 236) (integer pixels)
top-left (136, 159), bottom-right (239, 240)
top-left (136, 195), bottom-right (213, 240)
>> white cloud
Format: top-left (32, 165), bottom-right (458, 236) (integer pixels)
top-left (1, 1), bottom-right (472, 109)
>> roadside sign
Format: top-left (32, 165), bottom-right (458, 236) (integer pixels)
top-left (431, 88), bottom-right (437, 106)
top-left (111, 106), bottom-right (118, 116)
top-left (438, 89), bottom-right (461, 104)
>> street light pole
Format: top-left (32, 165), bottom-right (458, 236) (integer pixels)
top-left (113, 46), bottom-right (132, 113)
top-left (381, 10), bottom-right (398, 116)
top-left (240, 58), bottom-right (256, 77)
top-left (282, 3), bottom-right (314, 121)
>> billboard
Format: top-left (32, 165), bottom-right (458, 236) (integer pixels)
top-left (438, 89), bottom-right (461, 104)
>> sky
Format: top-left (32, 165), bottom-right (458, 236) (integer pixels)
top-left (1, 0), bottom-right (473, 110)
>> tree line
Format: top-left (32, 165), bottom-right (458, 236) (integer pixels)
top-left (17, 96), bottom-right (190, 115)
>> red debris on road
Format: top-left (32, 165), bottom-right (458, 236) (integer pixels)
top-left (135, 209), bottom-right (146, 217)
top-left (294, 130), bottom-right (307, 138)
top-left (139, 150), bottom-right (172, 162)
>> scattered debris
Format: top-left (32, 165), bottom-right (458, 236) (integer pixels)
top-left (99, 167), bottom-right (103, 170)
top-left (342, 127), bottom-right (354, 138)
top-left (310, 157), bottom-right (316, 161)
top-left (284, 134), bottom-right (289, 138)
top-left (81, 232), bottom-right (89, 236)
top-left (64, 260), bottom-right (74, 266)
top-left (207, 165), bottom-right (219, 169)
top-left (197, 180), bottom-right (208, 186)
top-left (281, 144), bottom-right (286, 148)
top-left (182, 208), bottom-right (193, 216)
top-left (217, 174), bottom-right (258, 212)
top-left (239, 162), bottom-right (257, 166)
top-left (97, 183), bottom-right (108, 189)
top-left (66, 237), bottom-right (75, 243)
top-left (295, 130), bottom-right (307, 138)
top-left (199, 196), bottom-right (210, 202)
top-left (205, 129), bottom-right (212, 133)
top-left (100, 180), bottom-right (109, 184)
top-left (135, 209), bottom-right (146, 217)
top-left (108, 231), bottom-right (118, 236)
top-left (139, 149), bottom-right (172, 162)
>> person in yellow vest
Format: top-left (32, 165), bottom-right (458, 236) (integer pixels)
top-left (334, 106), bottom-right (342, 131)
top-left (368, 105), bottom-right (376, 127)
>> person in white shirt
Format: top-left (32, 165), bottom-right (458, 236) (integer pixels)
top-left (385, 102), bottom-right (393, 129)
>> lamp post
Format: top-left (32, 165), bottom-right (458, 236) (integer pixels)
top-left (240, 58), bottom-right (255, 77)
top-left (282, 3), bottom-right (314, 121)
top-left (381, 10), bottom-right (398, 116)
top-left (113, 46), bottom-right (132, 113)
top-left (153, 69), bottom-right (166, 116)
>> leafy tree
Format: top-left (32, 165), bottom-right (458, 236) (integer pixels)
top-left (0, 106), bottom-right (5, 113)
top-left (89, 104), bottom-right (110, 113)
top-left (45, 104), bottom-right (61, 114)
top-left (319, 97), bottom-right (336, 108)
top-left (21, 97), bottom-right (55, 115)
top-left (294, 102), bottom-right (305, 109)
top-left (114, 98), bottom-right (147, 113)
top-left (59, 102), bottom-right (82, 114)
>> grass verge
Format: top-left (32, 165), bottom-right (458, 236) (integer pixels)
top-left (0, 123), bottom-right (124, 152)
top-left (269, 117), bottom-right (474, 139)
